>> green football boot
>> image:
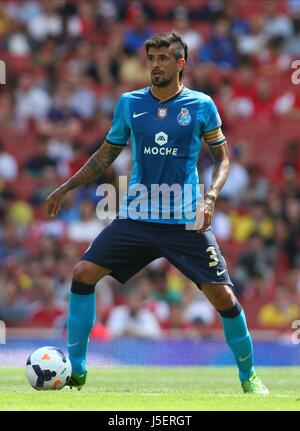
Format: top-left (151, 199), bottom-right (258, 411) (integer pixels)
top-left (241, 372), bottom-right (269, 395)
top-left (67, 370), bottom-right (87, 390)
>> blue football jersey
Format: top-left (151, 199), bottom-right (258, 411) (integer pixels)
top-left (106, 86), bottom-right (223, 224)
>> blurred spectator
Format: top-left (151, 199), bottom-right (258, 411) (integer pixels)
top-left (96, 0), bottom-right (120, 25)
top-left (107, 289), bottom-right (162, 339)
top-left (285, 198), bottom-right (300, 260)
top-left (172, 9), bottom-right (203, 59)
top-left (27, 1), bottom-right (63, 43)
top-left (214, 78), bottom-right (236, 122)
top-left (14, 70), bottom-right (51, 131)
top-left (258, 286), bottom-right (300, 328)
top-left (30, 166), bottom-right (60, 204)
top-left (233, 232), bottom-right (274, 287)
top-left (192, 0), bottom-right (226, 22)
top-left (67, 198), bottom-right (104, 242)
top-left (6, 196), bottom-right (33, 229)
top-left (243, 164), bottom-right (269, 204)
top-left (161, 300), bottom-right (192, 339)
top-left (258, 36), bottom-right (292, 78)
top-left (149, 268), bottom-right (183, 306)
top-left (263, 2), bottom-right (293, 41)
top-left (0, 140), bottom-right (18, 181)
top-left (211, 196), bottom-right (232, 241)
top-left (230, 200), bottom-right (274, 242)
top-left (122, 6), bottom-right (153, 54)
top-left (28, 277), bottom-right (66, 328)
top-left (251, 76), bottom-right (278, 119)
top-left (166, 0), bottom-right (191, 21)
top-left (67, 72), bottom-right (97, 119)
top-left (203, 142), bottom-right (249, 205)
top-left (135, 276), bottom-right (170, 323)
top-left (52, 258), bottom-right (72, 303)
top-left (272, 140), bottom-right (300, 185)
top-left (284, 268), bottom-right (300, 303)
top-left (0, 222), bottom-right (27, 261)
top-left (66, 39), bottom-right (92, 75)
top-left (38, 81), bottom-right (81, 140)
top-left (25, 136), bottom-right (57, 177)
top-left (0, 278), bottom-right (33, 325)
top-left (286, 13), bottom-right (300, 55)
top-left (224, 1), bottom-right (250, 40)
top-left (4, 0), bottom-right (42, 26)
top-left (198, 18), bottom-right (238, 70)
top-left (33, 36), bottom-right (61, 78)
top-left (119, 47), bottom-right (149, 86)
top-left (90, 314), bottom-right (112, 341)
top-left (236, 15), bottom-right (266, 56)
top-left (267, 186), bottom-right (284, 218)
top-left (240, 270), bottom-right (276, 327)
top-left (66, 0), bottom-right (97, 39)
top-left (190, 63), bottom-right (217, 97)
top-left (86, 44), bottom-right (120, 86)
top-left (5, 21), bottom-right (32, 57)
top-left (274, 83), bottom-right (300, 119)
top-left (182, 280), bottom-right (215, 327)
top-left (270, 217), bottom-right (299, 271)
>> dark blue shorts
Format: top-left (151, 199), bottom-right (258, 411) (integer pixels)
top-left (81, 218), bottom-right (233, 286)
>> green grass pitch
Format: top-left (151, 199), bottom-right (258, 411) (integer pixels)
top-left (1, 366), bottom-right (300, 411)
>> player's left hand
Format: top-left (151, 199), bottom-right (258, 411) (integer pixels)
top-left (197, 194), bottom-right (216, 233)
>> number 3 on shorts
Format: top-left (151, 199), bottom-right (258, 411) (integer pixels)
top-left (206, 246), bottom-right (219, 267)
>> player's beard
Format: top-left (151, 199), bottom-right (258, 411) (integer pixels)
top-left (151, 72), bottom-right (174, 88)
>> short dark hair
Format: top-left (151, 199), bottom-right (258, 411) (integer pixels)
top-left (145, 31), bottom-right (188, 81)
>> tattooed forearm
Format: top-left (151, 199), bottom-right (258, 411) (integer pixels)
top-left (60, 141), bottom-right (124, 193)
top-left (206, 142), bottom-right (230, 200)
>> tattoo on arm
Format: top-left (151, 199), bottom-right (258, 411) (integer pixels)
top-left (60, 141), bottom-right (124, 193)
top-left (206, 142), bottom-right (230, 200)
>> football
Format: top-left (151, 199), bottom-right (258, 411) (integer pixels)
top-left (25, 346), bottom-right (72, 390)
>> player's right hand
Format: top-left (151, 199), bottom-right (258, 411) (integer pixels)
top-left (45, 188), bottom-right (66, 218)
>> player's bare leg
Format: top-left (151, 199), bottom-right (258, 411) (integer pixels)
top-left (67, 261), bottom-right (112, 389)
top-left (201, 283), bottom-right (235, 310)
top-left (73, 261), bottom-right (112, 284)
top-left (200, 283), bottom-right (269, 395)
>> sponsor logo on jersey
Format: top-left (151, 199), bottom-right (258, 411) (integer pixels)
top-left (144, 131), bottom-right (178, 155)
top-left (155, 131), bottom-right (168, 146)
top-left (177, 107), bottom-right (191, 126)
top-left (157, 107), bottom-right (168, 118)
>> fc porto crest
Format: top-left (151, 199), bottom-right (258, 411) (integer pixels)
top-left (177, 107), bottom-right (191, 126)
top-left (157, 107), bottom-right (168, 119)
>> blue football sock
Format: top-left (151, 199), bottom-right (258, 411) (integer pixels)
top-left (67, 280), bottom-right (96, 375)
top-left (219, 301), bottom-right (254, 382)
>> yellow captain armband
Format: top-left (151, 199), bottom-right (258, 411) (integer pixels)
top-left (203, 127), bottom-right (226, 146)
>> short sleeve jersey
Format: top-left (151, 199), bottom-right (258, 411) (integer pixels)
top-left (106, 86), bottom-right (224, 224)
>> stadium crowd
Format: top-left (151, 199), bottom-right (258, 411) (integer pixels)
top-left (0, 0), bottom-right (300, 340)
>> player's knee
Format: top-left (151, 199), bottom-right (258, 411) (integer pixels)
top-left (72, 261), bottom-right (102, 284)
top-left (211, 285), bottom-right (236, 310)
